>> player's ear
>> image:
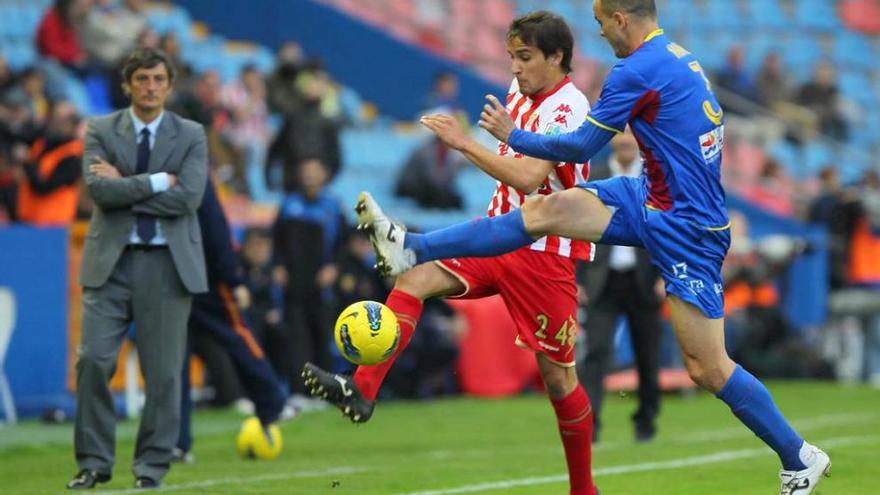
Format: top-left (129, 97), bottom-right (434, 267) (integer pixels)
top-left (550, 49), bottom-right (563, 68)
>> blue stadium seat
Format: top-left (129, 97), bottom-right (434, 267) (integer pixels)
top-left (748, 0), bottom-right (789, 30)
top-left (794, 0), bottom-right (841, 32)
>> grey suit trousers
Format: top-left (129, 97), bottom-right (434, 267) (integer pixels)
top-left (74, 247), bottom-right (191, 481)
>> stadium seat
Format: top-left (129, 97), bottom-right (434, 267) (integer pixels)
top-left (0, 287), bottom-right (17, 424)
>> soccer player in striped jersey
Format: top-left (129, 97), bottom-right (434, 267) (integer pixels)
top-left (304, 11), bottom-right (598, 495)
top-left (353, 1), bottom-right (831, 494)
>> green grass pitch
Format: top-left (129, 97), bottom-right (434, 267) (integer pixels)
top-left (1, 382), bottom-right (876, 494)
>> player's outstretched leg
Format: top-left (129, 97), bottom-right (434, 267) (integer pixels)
top-left (355, 192), bottom-right (417, 276)
top-left (666, 296), bottom-right (830, 495)
top-left (356, 191), bottom-right (535, 276)
top-left (303, 264), bottom-right (462, 423)
top-left (302, 363), bottom-right (375, 423)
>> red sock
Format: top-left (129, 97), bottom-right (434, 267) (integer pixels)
top-left (353, 289), bottom-right (423, 400)
top-left (551, 385), bottom-right (596, 495)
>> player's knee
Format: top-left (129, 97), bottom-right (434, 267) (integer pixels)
top-left (394, 265), bottom-right (456, 300)
top-left (541, 366), bottom-right (578, 399)
top-left (521, 194), bottom-right (562, 237)
top-left (684, 360), bottom-right (728, 393)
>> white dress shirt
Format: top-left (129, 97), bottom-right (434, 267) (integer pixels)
top-left (608, 154), bottom-right (643, 271)
top-left (128, 108), bottom-right (171, 245)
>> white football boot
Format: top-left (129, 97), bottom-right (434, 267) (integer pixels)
top-left (355, 191), bottom-right (416, 276)
top-left (778, 445), bottom-right (831, 495)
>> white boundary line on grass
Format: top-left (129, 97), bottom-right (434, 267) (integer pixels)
top-left (394, 435), bottom-right (880, 495)
top-left (94, 466), bottom-right (370, 495)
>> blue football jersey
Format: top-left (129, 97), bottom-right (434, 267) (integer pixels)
top-left (588, 29), bottom-right (728, 229)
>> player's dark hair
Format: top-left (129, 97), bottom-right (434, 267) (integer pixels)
top-left (601, 0), bottom-right (657, 19)
top-left (121, 47), bottom-right (176, 85)
top-left (507, 11), bottom-right (574, 74)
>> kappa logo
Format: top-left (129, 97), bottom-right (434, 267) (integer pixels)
top-left (554, 104), bottom-right (572, 114)
top-left (699, 125), bottom-right (724, 163)
top-left (554, 114), bottom-right (568, 126)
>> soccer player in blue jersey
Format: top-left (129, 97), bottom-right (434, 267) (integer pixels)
top-left (356, 1), bottom-right (831, 493)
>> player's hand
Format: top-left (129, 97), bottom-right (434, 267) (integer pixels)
top-left (89, 157), bottom-right (122, 179)
top-left (420, 114), bottom-right (470, 151)
top-left (233, 284), bottom-right (252, 309)
top-left (478, 94), bottom-right (515, 143)
top-left (168, 174), bottom-right (178, 188)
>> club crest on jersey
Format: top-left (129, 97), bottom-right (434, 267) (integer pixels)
top-left (699, 125), bottom-right (724, 163)
top-left (544, 124), bottom-right (562, 136)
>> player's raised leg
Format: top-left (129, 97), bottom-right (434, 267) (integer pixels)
top-left (358, 188), bottom-right (612, 277)
top-left (303, 262), bottom-right (464, 422)
top-left (665, 296), bottom-right (830, 494)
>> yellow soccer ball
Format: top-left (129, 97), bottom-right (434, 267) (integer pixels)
top-left (334, 301), bottom-right (400, 366)
top-left (235, 417), bottom-right (282, 460)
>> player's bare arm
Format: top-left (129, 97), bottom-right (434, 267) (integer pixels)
top-left (478, 94), bottom-right (516, 143)
top-left (421, 113), bottom-right (554, 192)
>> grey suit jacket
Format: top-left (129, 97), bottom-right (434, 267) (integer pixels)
top-left (79, 109), bottom-right (209, 294)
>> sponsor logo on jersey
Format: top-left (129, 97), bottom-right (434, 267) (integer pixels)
top-left (699, 125), bottom-right (724, 163)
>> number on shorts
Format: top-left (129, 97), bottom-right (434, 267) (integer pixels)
top-left (554, 316), bottom-right (578, 349)
top-left (535, 314), bottom-right (549, 339)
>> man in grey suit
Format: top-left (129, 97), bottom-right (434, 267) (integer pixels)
top-left (68, 48), bottom-right (208, 490)
top-left (576, 129), bottom-right (663, 444)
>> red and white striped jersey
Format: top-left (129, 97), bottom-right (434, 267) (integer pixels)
top-left (487, 76), bottom-right (593, 260)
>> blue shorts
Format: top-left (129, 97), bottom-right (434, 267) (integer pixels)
top-left (579, 176), bottom-right (731, 319)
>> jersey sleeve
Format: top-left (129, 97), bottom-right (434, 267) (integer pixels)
top-left (586, 63), bottom-right (646, 134)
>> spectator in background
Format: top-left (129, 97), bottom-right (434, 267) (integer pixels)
top-left (80, 0), bottom-right (148, 69)
top-left (714, 45), bottom-right (758, 115)
top-left (0, 56), bottom-right (17, 97)
top-left (273, 158), bottom-right (346, 408)
top-left (722, 212), bottom-right (830, 379)
top-left (241, 227), bottom-right (288, 379)
top-left (756, 52), bottom-right (818, 143)
top-left (266, 41), bottom-right (305, 117)
top-left (395, 132), bottom-right (466, 210)
top-left (742, 157), bottom-right (795, 217)
top-left (173, 71), bottom-right (247, 192)
top-left (576, 129), bottom-right (663, 443)
top-left (36, 0), bottom-right (90, 73)
top-left (222, 65), bottom-right (272, 201)
top-left (797, 61), bottom-right (849, 141)
top-left (7, 69), bottom-right (51, 125)
top-left (334, 228), bottom-right (390, 313)
top-left (16, 101), bottom-right (82, 226)
top-left (267, 58), bottom-right (342, 191)
top-left (808, 167), bottom-right (853, 286)
top-left (159, 32), bottom-right (193, 89)
top-left (423, 71), bottom-right (464, 117)
top-left (0, 144), bottom-right (19, 223)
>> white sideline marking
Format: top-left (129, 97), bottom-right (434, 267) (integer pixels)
top-left (94, 466), bottom-right (369, 495)
top-left (395, 435), bottom-right (880, 495)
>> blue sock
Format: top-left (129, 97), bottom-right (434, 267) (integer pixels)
top-left (404, 210), bottom-right (534, 264)
top-left (717, 365), bottom-right (806, 471)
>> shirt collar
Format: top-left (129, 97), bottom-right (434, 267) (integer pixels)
top-left (129, 107), bottom-right (164, 138)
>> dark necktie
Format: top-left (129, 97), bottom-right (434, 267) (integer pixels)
top-left (135, 127), bottom-right (156, 243)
